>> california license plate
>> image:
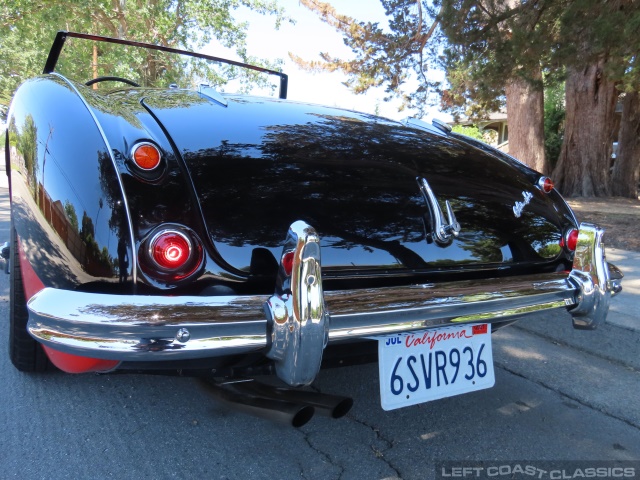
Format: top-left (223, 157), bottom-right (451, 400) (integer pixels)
top-left (378, 324), bottom-right (495, 411)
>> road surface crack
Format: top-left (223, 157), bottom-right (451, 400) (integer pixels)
top-left (300, 430), bottom-right (345, 480)
top-left (346, 415), bottom-right (403, 479)
top-left (496, 361), bottom-right (640, 431)
top-left (512, 324), bottom-right (640, 373)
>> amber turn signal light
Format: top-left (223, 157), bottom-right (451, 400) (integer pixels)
top-left (131, 142), bottom-right (161, 170)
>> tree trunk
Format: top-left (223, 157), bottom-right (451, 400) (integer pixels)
top-left (552, 59), bottom-right (618, 197)
top-left (611, 91), bottom-right (640, 198)
top-left (92, 43), bottom-right (99, 90)
top-left (505, 73), bottom-right (548, 174)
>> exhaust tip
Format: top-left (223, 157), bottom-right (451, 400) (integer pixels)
top-left (292, 405), bottom-right (315, 427)
top-left (330, 397), bottom-right (354, 419)
top-left (199, 379), bottom-right (316, 427)
top-left (200, 378), bottom-right (353, 426)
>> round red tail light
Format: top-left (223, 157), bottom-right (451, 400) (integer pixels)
top-left (150, 231), bottom-right (192, 270)
top-left (281, 251), bottom-right (295, 276)
top-left (537, 176), bottom-right (554, 193)
top-left (566, 228), bottom-right (579, 252)
top-left (140, 226), bottom-right (204, 283)
top-left (132, 142), bottom-right (161, 170)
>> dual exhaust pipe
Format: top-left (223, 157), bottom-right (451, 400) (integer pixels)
top-left (200, 378), bottom-right (353, 427)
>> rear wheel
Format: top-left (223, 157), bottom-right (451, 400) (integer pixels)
top-left (9, 226), bottom-right (51, 372)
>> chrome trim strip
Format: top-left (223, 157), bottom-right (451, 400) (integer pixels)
top-left (401, 117), bottom-right (447, 136)
top-left (27, 272), bottom-right (576, 362)
top-left (51, 73), bottom-right (138, 284)
top-left (431, 118), bottom-right (452, 133)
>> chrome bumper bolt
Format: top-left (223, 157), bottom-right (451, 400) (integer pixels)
top-left (176, 328), bottom-right (191, 343)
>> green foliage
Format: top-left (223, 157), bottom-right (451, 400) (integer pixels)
top-left (294, 0), bottom-right (557, 118)
top-left (0, 0), bottom-right (288, 119)
top-left (437, 1), bottom-right (555, 120)
top-left (63, 200), bottom-right (79, 232)
top-left (451, 124), bottom-right (485, 142)
top-left (16, 114), bottom-right (37, 192)
top-left (543, 82), bottom-right (565, 169)
top-left (554, 0), bottom-right (640, 92)
top-left (297, 1), bottom-right (639, 118)
top-left (292, 0), bottom-right (444, 116)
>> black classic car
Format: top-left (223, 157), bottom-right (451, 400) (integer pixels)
top-left (4, 32), bottom-right (622, 425)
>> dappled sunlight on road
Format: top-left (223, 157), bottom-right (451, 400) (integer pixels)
top-left (500, 345), bottom-right (547, 361)
top-left (494, 327), bottom-right (626, 391)
top-left (419, 431), bottom-right (440, 441)
top-left (497, 398), bottom-right (541, 416)
top-left (492, 322), bottom-right (640, 433)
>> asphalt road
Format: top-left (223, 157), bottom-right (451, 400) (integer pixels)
top-left (1, 185), bottom-right (639, 480)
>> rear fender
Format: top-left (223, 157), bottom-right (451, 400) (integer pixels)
top-left (7, 76), bottom-right (134, 291)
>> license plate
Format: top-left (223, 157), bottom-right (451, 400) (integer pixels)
top-left (377, 324), bottom-right (495, 411)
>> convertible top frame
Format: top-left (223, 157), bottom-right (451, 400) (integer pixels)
top-left (43, 30), bottom-right (289, 99)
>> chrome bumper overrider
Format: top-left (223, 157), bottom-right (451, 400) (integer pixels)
top-left (27, 222), bottom-right (621, 386)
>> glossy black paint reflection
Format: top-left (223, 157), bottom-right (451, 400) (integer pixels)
top-left (83, 88), bottom-right (247, 288)
top-left (7, 76), bottom-right (133, 290)
top-left (144, 93), bottom-right (574, 277)
top-left (7, 75), bottom-right (576, 294)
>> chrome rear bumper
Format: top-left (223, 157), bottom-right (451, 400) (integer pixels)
top-left (27, 223), bottom-right (620, 386)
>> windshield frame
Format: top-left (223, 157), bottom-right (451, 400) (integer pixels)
top-left (43, 31), bottom-right (289, 99)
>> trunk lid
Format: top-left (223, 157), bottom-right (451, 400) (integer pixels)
top-left (142, 91), bottom-right (572, 277)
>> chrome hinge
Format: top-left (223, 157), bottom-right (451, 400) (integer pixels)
top-left (198, 83), bottom-right (228, 107)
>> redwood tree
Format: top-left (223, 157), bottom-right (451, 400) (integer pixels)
top-left (551, 0), bottom-right (640, 197)
top-left (611, 90), bottom-right (640, 198)
top-left (552, 59), bottom-right (619, 196)
top-left (608, 19), bottom-right (640, 198)
top-left (505, 77), bottom-right (548, 174)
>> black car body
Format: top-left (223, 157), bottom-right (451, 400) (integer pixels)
top-left (4, 32), bottom-right (622, 419)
